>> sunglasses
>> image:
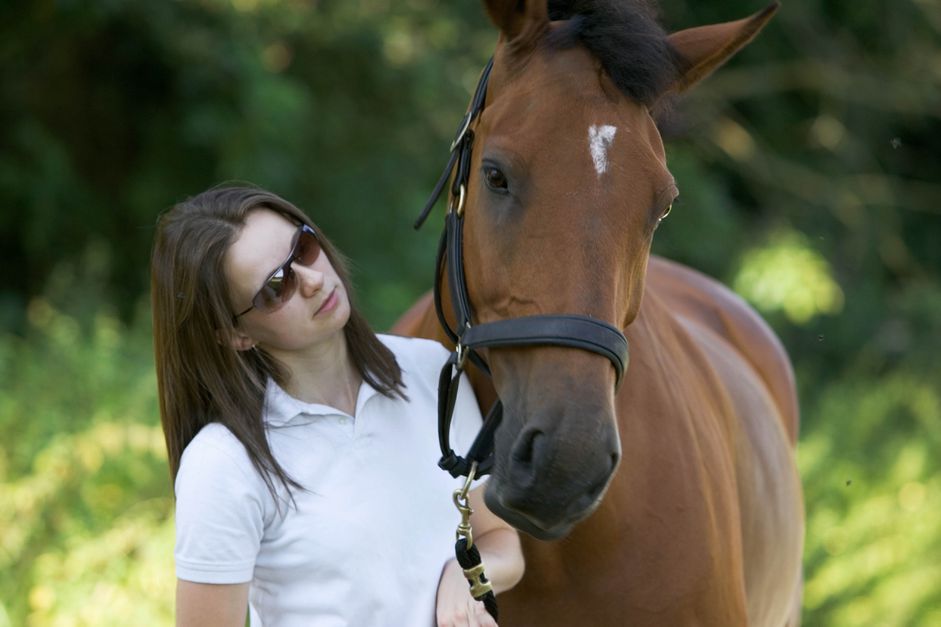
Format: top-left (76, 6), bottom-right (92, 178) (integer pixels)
top-left (233, 224), bottom-right (323, 320)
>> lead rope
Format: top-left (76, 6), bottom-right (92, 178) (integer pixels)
top-left (452, 461), bottom-right (498, 621)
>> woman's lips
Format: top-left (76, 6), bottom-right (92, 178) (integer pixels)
top-left (314, 288), bottom-right (338, 316)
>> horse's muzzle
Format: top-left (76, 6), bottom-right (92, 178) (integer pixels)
top-left (485, 403), bottom-right (621, 538)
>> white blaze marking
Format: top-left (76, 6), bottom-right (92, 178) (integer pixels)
top-left (588, 124), bottom-right (618, 176)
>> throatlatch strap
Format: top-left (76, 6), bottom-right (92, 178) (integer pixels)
top-left (413, 58), bottom-right (494, 231)
top-left (433, 228), bottom-right (459, 345)
top-left (414, 149), bottom-right (459, 229)
top-left (446, 207), bottom-right (473, 334)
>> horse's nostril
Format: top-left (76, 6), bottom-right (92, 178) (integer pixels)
top-left (512, 428), bottom-right (544, 464)
top-left (509, 429), bottom-right (546, 486)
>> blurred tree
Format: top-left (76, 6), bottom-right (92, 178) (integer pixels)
top-left (0, 0), bottom-right (493, 329)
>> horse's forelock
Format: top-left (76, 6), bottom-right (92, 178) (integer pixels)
top-left (546, 0), bottom-right (680, 106)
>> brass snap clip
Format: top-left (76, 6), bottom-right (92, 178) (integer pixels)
top-left (452, 461), bottom-right (478, 548)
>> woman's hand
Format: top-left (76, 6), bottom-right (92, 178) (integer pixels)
top-left (435, 558), bottom-right (498, 627)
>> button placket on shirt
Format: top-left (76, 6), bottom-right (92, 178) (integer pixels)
top-left (349, 384), bottom-right (382, 436)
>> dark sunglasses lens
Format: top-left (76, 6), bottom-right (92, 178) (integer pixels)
top-left (296, 229), bottom-right (322, 266)
top-left (252, 266), bottom-right (296, 312)
top-left (244, 226), bottom-right (317, 315)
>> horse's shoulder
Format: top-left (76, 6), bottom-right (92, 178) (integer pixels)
top-left (646, 255), bottom-right (799, 443)
top-left (389, 290), bottom-right (435, 337)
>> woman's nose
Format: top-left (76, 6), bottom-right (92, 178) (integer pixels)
top-left (292, 263), bottom-right (324, 297)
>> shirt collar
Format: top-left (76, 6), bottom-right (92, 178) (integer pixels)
top-left (263, 377), bottom-right (381, 426)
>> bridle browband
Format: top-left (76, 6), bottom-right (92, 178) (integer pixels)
top-left (414, 58), bottom-right (630, 479)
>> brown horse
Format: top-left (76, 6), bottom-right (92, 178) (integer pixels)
top-left (393, 1), bottom-right (803, 625)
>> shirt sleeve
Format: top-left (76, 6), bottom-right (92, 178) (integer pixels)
top-left (174, 427), bottom-right (267, 584)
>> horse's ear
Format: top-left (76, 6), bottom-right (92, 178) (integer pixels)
top-left (483, 0), bottom-right (549, 49)
top-left (667, 2), bottom-right (779, 94)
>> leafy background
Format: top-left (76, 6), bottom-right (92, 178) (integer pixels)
top-left (1, 0), bottom-right (939, 625)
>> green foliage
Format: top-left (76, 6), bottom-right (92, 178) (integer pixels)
top-left (0, 300), bottom-right (173, 625)
top-left (0, 0), bottom-right (938, 625)
top-left (800, 372), bottom-right (941, 625)
top-left (732, 228), bottom-right (844, 324)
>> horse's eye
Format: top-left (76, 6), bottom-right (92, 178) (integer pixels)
top-left (654, 205), bottom-right (671, 229)
top-left (483, 166), bottom-right (509, 193)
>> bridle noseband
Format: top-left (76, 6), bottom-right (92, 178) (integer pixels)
top-left (414, 58), bottom-right (630, 479)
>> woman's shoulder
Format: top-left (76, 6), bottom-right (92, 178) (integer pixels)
top-left (184, 421), bottom-right (245, 455)
top-left (178, 423), bottom-right (257, 487)
top-left (376, 334), bottom-right (451, 393)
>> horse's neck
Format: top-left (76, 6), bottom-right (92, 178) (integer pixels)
top-left (642, 256), bottom-right (800, 443)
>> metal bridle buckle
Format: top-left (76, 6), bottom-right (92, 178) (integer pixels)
top-left (449, 184), bottom-right (467, 217)
top-left (455, 343), bottom-right (468, 370)
top-left (455, 325), bottom-right (471, 370)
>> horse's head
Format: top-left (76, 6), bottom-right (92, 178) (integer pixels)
top-left (455, 0), bottom-right (778, 539)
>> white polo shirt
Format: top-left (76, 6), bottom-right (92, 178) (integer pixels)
top-left (174, 335), bottom-right (484, 627)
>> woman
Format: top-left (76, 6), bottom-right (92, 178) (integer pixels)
top-left (151, 185), bottom-right (524, 627)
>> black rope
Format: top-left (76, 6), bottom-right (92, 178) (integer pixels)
top-left (455, 537), bottom-right (499, 621)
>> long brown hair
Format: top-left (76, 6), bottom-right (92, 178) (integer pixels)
top-left (151, 184), bottom-right (406, 499)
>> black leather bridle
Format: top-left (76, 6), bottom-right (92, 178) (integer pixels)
top-left (414, 58), bottom-right (630, 479)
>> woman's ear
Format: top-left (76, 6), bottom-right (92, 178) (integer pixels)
top-left (216, 327), bottom-right (256, 351)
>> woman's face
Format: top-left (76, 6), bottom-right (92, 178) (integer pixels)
top-left (224, 209), bottom-right (351, 354)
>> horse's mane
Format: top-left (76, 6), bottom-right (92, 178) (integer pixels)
top-left (547, 0), bottom-right (680, 106)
